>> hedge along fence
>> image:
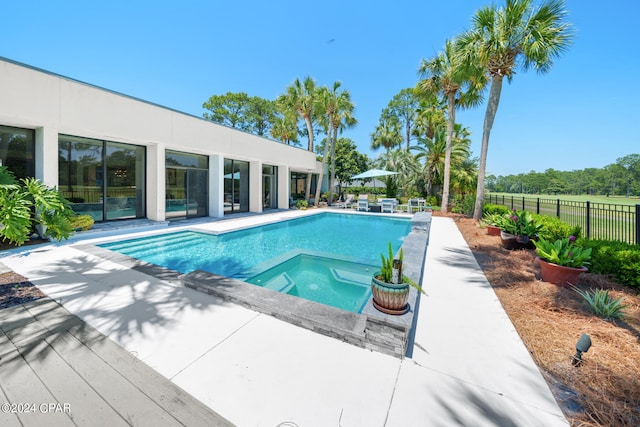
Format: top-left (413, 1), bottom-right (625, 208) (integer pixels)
top-left (484, 194), bottom-right (640, 246)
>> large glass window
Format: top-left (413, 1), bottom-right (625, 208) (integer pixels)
top-left (58, 135), bottom-right (145, 221)
top-left (165, 150), bottom-right (208, 218)
top-left (0, 125), bottom-right (35, 180)
top-left (262, 165), bottom-right (277, 210)
top-left (224, 159), bottom-right (249, 214)
top-left (290, 172), bottom-right (316, 201)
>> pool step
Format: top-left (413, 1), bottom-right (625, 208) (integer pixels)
top-left (330, 268), bottom-right (371, 287)
top-left (103, 232), bottom-right (209, 254)
top-left (253, 272), bottom-right (295, 293)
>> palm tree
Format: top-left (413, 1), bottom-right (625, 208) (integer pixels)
top-left (371, 120), bottom-right (402, 153)
top-left (277, 76), bottom-right (320, 201)
top-left (458, 0), bottom-right (574, 220)
top-left (417, 38), bottom-right (485, 213)
top-left (314, 82), bottom-right (358, 206)
top-left (411, 124), bottom-right (472, 198)
top-left (270, 111), bottom-right (299, 145)
top-left (328, 95), bottom-right (357, 205)
top-left (413, 95), bottom-right (446, 141)
top-left (375, 148), bottom-right (420, 198)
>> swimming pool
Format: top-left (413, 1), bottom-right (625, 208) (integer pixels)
top-left (100, 212), bottom-right (411, 312)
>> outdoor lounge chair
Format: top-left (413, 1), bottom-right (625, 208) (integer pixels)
top-left (380, 198), bottom-right (395, 213)
top-left (408, 198), bottom-right (421, 213)
top-left (357, 195), bottom-right (369, 212)
top-left (334, 194), bottom-right (355, 209)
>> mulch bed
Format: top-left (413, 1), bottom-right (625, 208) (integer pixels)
top-left (443, 211), bottom-right (640, 427)
top-left (0, 272), bottom-right (45, 309)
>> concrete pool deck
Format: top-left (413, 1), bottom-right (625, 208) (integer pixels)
top-left (0, 211), bottom-right (569, 426)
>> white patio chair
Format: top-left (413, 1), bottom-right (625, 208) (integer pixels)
top-left (357, 195), bottom-right (369, 212)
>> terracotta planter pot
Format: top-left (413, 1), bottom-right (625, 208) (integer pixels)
top-left (486, 225), bottom-right (501, 236)
top-left (536, 257), bottom-right (588, 286)
top-left (500, 231), bottom-right (536, 250)
top-left (371, 273), bottom-right (409, 315)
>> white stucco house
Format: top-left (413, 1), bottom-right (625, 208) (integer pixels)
top-left (0, 57), bottom-right (322, 222)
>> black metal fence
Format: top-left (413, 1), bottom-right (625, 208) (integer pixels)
top-left (484, 194), bottom-right (640, 245)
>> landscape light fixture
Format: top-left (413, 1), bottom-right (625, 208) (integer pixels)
top-left (572, 333), bottom-right (592, 367)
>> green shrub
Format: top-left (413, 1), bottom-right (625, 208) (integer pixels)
top-left (425, 196), bottom-right (438, 208)
top-left (296, 199), bottom-right (308, 210)
top-left (482, 203), bottom-right (510, 216)
top-left (449, 194), bottom-right (475, 215)
top-left (571, 286), bottom-right (628, 320)
top-left (533, 214), bottom-right (582, 241)
top-left (580, 239), bottom-right (640, 289)
top-left (70, 215), bottom-right (94, 231)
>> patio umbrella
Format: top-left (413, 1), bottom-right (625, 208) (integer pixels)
top-left (351, 169), bottom-right (398, 196)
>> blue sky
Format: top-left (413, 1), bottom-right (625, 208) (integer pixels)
top-left (2, 0), bottom-right (638, 176)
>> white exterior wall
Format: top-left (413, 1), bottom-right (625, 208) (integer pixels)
top-left (0, 58), bottom-right (322, 219)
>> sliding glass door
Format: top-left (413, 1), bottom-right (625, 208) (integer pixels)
top-left (165, 150), bottom-right (208, 218)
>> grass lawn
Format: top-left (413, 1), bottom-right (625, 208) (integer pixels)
top-left (488, 192), bottom-right (640, 206)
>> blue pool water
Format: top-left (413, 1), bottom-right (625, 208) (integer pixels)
top-left (100, 212), bottom-right (411, 312)
top-left (247, 254), bottom-right (375, 313)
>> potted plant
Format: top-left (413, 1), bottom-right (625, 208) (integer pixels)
top-left (533, 236), bottom-right (592, 285)
top-left (499, 209), bottom-right (542, 250)
top-left (371, 242), bottom-right (421, 315)
top-left (481, 212), bottom-right (504, 236)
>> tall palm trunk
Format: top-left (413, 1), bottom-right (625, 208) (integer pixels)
top-left (314, 131), bottom-right (330, 207)
top-left (304, 116), bottom-right (314, 201)
top-left (329, 127), bottom-right (338, 204)
top-left (473, 74), bottom-right (504, 220)
top-left (441, 92), bottom-right (456, 213)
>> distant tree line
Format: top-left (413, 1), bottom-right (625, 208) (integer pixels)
top-left (485, 154), bottom-right (640, 196)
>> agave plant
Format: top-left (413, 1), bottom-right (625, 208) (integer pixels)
top-left (572, 286), bottom-right (628, 321)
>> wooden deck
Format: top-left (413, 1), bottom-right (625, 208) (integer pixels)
top-left (0, 298), bottom-right (233, 427)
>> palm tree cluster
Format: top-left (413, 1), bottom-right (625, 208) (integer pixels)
top-left (372, 0), bottom-right (573, 217)
top-left (202, 77), bottom-right (357, 206)
top-left (276, 77), bottom-right (357, 205)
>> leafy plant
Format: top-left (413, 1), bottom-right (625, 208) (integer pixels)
top-left (534, 236), bottom-right (592, 268)
top-left (481, 212), bottom-right (504, 227)
top-left (0, 166), bottom-right (74, 245)
top-left (572, 286), bottom-right (628, 320)
top-left (295, 199), bottom-right (308, 210)
top-left (500, 209), bottom-right (543, 237)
